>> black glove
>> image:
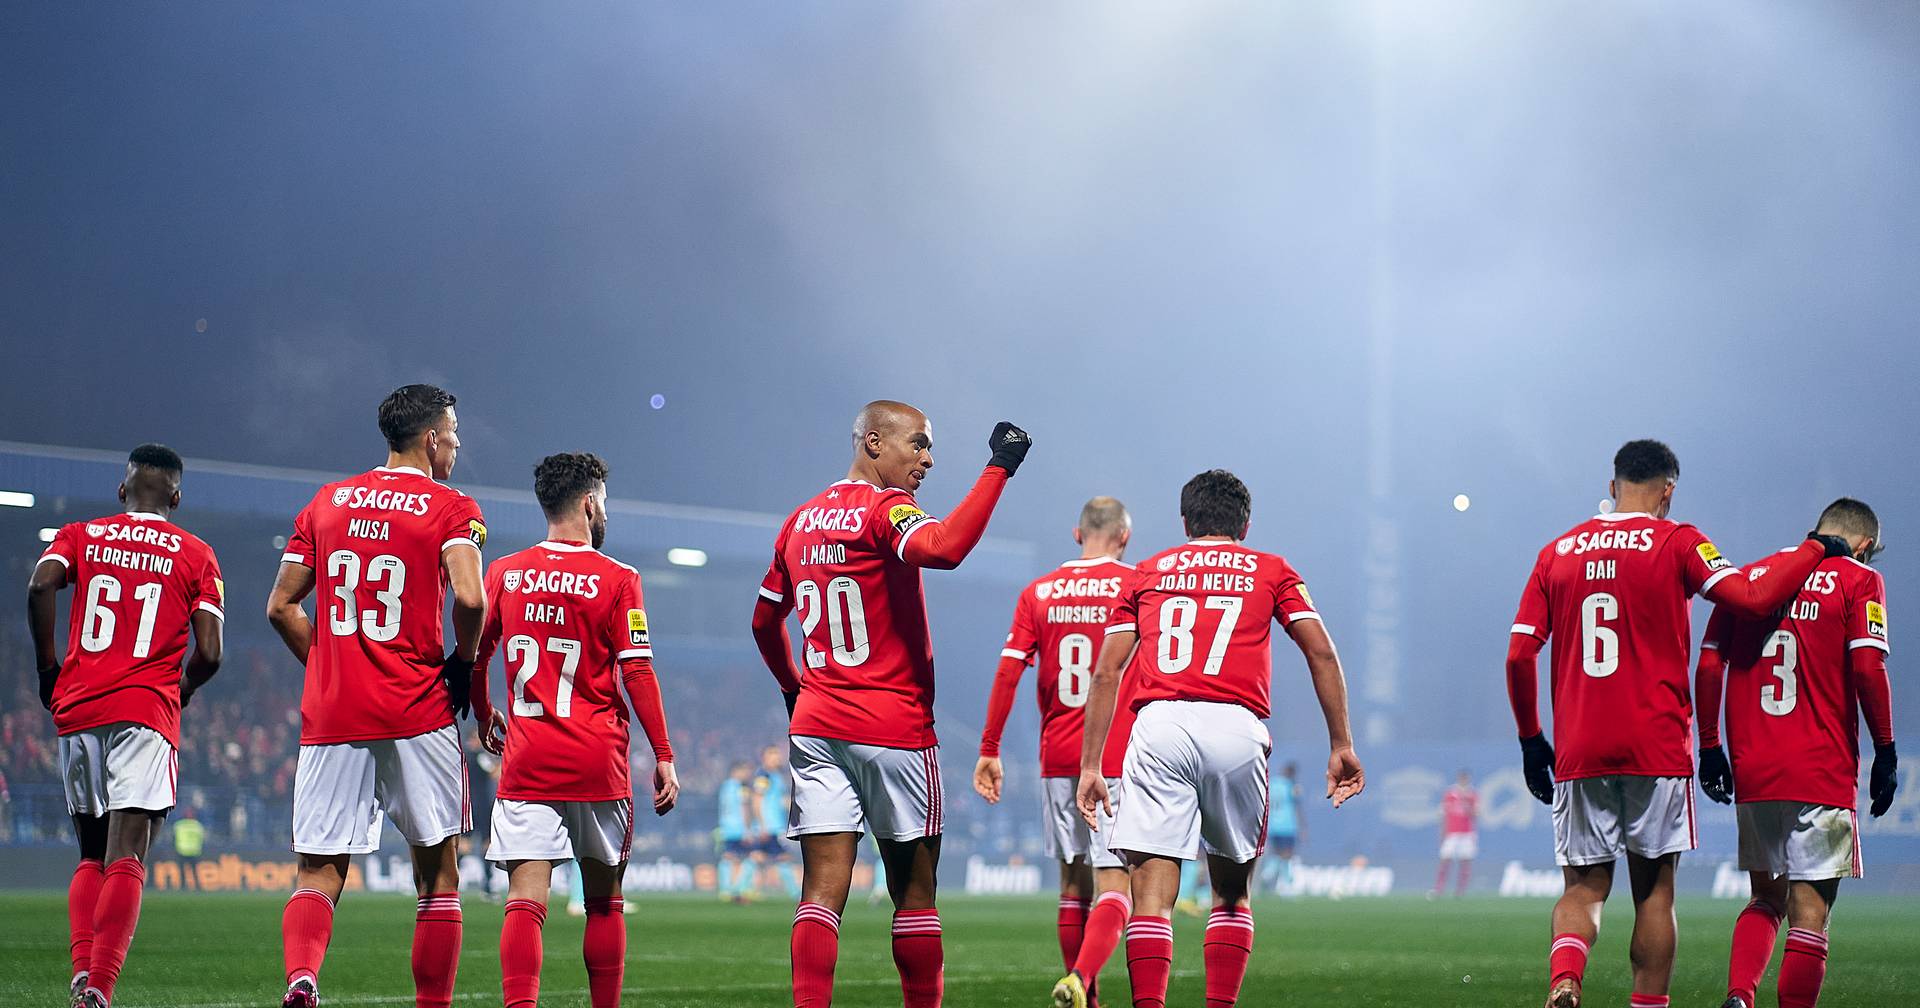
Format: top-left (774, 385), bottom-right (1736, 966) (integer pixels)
top-left (783, 690), bottom-right (799, 719)
top-left (1809, 533), bottom-right (1854, 559)
top-left (987, 421), bottom-right (1033, 476)
top-left (441, 654), bottom-right (474, 720)
top-left (1869, 742), bottom-right (1898, 817)
top-left (38, 663), bottom-right (60, 710)
top-left (1698, 745), bottom-right (1734, 805)
top-left (1520, 733), bottom-right (1555, 805)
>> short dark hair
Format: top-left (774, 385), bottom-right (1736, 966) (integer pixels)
top-left (1816, 497), bottom-right (1879, 541)
top-left (378, 384), bottom-right (457, 451)
top-left (1180, 469), bottom-right (1251, 539)
top-left (1078, 496), bottom-right (1129, 536)
top-left (534, 452), bottom-right (609, 517)
top-left (128, 443), bottom-right (183, 475)
top-left (1613, 439), bottom-right (1679, 484)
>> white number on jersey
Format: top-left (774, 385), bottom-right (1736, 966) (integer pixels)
top-left (508, 634), bottom-right (582, 718)
top-left (1760, 629), bottom-right (1798, 717)
top-left (79, 575), bottom-right (164, 658)
top-left (1156, 595), bottom-right (1244, 676)
top-left (1056, 632), bottom-right (1093, 708)
top-left (1580, 592), bottom-right (1619, 678)
top-left (326, 551), bottom-right (407, 643)
top-left (795, 577), bottom-right (870, 668)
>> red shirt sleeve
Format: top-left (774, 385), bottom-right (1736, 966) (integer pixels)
top-left (1510, 550), bottom-right (1551, 643)
top-left (442, 495), bottom-right (487, 556)
top-left (620, 656), bottom-right (674, 763)
top-left (283, 499), bottom-right (316, 568)
top-left (1700, 540), bottom-right (1824, 617)
top-left (1849, 571), bottom-right (1892, 747)
top-left (1106, 568), bottom-right (1146, 639)
top-left (1695, 607), bottom-right (1732, 747)
top-left (752, 518), bottom-right (802, 693)
top-left (980, 591), bottom-right (1038, 758)
top-left (615, 571), bottom-right (652, 660)
top-left (38, 523), bottom-right (79, 575)
top-left (891, 467), bottom-right (1010, 570)
top-left (472, 562), bottom-right (505, 722)
top-left (1848, 570), bottom-right (1891, 656)
top-left (1273, 562), bottom-right (1319, 630)
top-left (193, 544), bottom-right (226, 622)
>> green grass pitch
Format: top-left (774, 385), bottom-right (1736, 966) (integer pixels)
top-left (1, 891), bottom-right (1913, 1005)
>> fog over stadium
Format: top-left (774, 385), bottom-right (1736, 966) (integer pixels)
top-left (3, 0), bottom-right (1916, 904)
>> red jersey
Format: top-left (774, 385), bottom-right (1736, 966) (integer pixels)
top-left (1441, 785), bottom-right (1478, 834)
top-left (477, 541), bottom-right (651, 802)
top-left (283, 466), bottom-right (487, 744)
top-left (1703, 555), bottom-right (1889, 809)
top-left (760, 479), bottom-right (947, 748)
top-left (1511, 512), bottom-right (1739, 780)
top-left (1106, 539), bottom-right (1320, 719)
top-left (40, 512), bottom-right (223, 746)
top-left (995, 558), bottom-right (1134, 777)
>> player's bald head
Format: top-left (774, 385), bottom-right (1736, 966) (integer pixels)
top-left (1077, 497), bottom-right (1130, 536)
top-left (852, 400), bottom-right (927, 444)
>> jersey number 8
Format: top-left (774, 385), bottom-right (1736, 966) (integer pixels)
top-left (1057, 633), bottom-right (1093, 708)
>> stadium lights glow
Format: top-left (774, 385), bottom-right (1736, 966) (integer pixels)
top-left (39, 527), bottom-right (59, 543)
top-left (0, 490), bottom-right (35, 508)
top-left (666, 548), bottom-right (708, 568)
top-left (1452, 494), bottom-right (1471, 512)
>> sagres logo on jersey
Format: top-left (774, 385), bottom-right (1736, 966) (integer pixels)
top-left (1036, 581), bottom-right (1053, 600)
top-left (503, 569), bottom-right (522, 593)
top-left (1868, 600), bottom-right (1888, 639)
top-left (1556, 536), bottom-right (1577, 556)
top-left (1157, 554), bottom-right (1178, 572)
top-left (86, 524), bottom-right (106, 537)
top-left (332, 487), bottom-right (353, 506)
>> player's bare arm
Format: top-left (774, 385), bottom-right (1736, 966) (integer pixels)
top-left (178, 608), bottom-right (224, 709)
top-left (26, 557), bottom-right (67, 707)
top-left (437, 540), bottom-right (485, 718)
top-left (1287, 617), bottom-right (1364, 807)
top-left (265, 560), bottom-right (317, 664)
top-left (1076, 627), bottom-right (1135, 828)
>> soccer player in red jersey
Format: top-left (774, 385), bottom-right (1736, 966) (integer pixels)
top-left (1505, 439), bottom-right (1854, 1008)
top-left (1693, 498), bottom-right (1897, 1008)
top-left (27, 444), bottom-right (224, 1008)
top-left (265, 385), bottom-right (488, 1008)
top-left (468, 453), bottom-right (680, 1008)
top-left (969, 496), bottom-right (1135, 1007)
top-left (1076, 469), bottom-right (1366, 1008)
top-left (751, 400), bottom-right (1032, 1008)
top-left (1431, 770), bottom-right (1479, 898)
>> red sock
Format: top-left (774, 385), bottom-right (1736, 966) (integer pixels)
top-left (791, 902), bottom-right (841, 1008)
top-left (1203, 905), bottom-right (1254, 1007)
top-left (1125, 915), bottom-right (1174, 1008)
top-left (1455, 860), bottom-right (1471, 894)
top-left (69, 859), bottom-right (104, 978)
top-left (1548, 932), bottom-right (1590, 990)
top-left (891, 908), bottom-right (944, 1008)
top-left (86, 858), bottom-right (147, 1001)
top-left (1434, 861), bottom-right (1450, 893)
top-left (1629, 995), bottom-right (1669, 1008)
top-left (1072, 890), bottom-right (1131, 984)
top-left (583, 897), bottom-right (626, 1008)
top-left (1779, 928), bottom-right (1829, 1008)
top-left (411, 892), bottom-right (462, 1008)
top-left (1726, 900), bottom-right (1782, 1004)
top-left (1058, 897), bottom-right (1090, 971)
top-left (499, 899), bottom-right (546, 1008)
top-left (282, 888), bottom-right (336, 986)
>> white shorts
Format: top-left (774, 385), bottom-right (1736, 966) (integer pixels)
top-left (1738, 801), bottom-right (1862, 881)
top-left (487, 798), bottom-right (633, 866)
top-left (787, 735), bottom-right (942, 842)
top-left (292, 725), bottom-right (470, 855)
top-left (1041, 776), bottom-right (1124, 868)
top-left (61, 723), bottom-right (178, 816)
top-left (1109, 701), bottom-right (1271, 865)
top-left (1552, 775), bottom-right (1694, 866)
top-left (1439, 831), bottom-right (1479, 860)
